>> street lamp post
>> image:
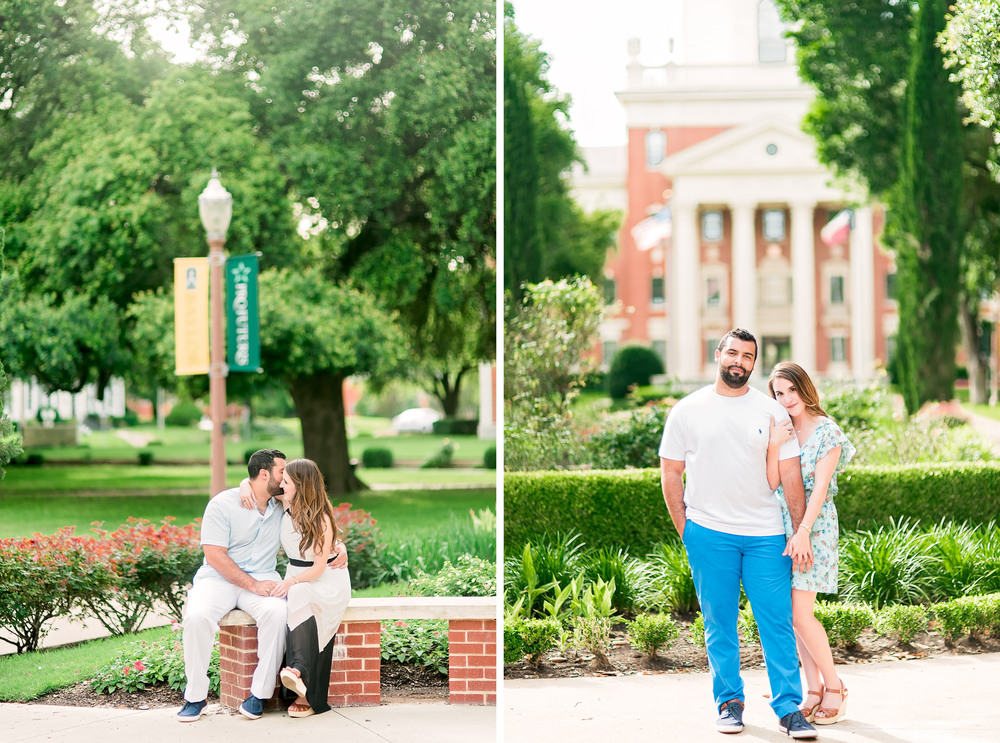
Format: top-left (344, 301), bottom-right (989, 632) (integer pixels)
top-left (199, 169), bottom-right (233, 496)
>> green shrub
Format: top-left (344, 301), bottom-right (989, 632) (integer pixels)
top-left (813, 601), bottom-right (874, 646)
top-left (584, 401), bottom-right (672, 470)
top-left (165, 400), bottom-right (203, 427)
top-left (625, 613), bottom-right (679, 657)
top-left (137, 450), bottom-right (154, 466)
top-left (572, 615), bottom-right (613, 667)
top-left (421, 440), bottom-right (454, 469)
top-left (483, 446), bottom-right (496, 469)
top-left (361, 447), bottom-right (394, 468)
top-left (504, 616), bottom-right (560, 665)
top-left (381, 618), bottom-right (448, 675)
top-left (738, 605), bottom-right (759, 645)
top-left (431, 418), bottom-right (478, 435)
top-left (581, 547), bottom-right (643, 615)
top-left (504, 532), bottom-right (584, 616)
top-left (874, 604), bottom-right (929, 643)
top-left (376, 511), bottom-right (495, 585)
top-left (607, 345), bottom-right (664, 400)
top-left (332, 504), bottom-right (386, 590)
top-left (688, 613), bottom-right (706, 648)
top-left (839, 520), bottom-right (935, 609)
top-left (931, 593), bottom-right (1000, 641)
top-left (641, 541), bottom-right (699, 613)
top-left (406, 555), bottom-right (496, 597)
top-left (90, 624), bottom-right (219, 694)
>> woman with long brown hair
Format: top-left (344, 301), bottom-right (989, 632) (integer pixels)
top-left (240, 458), bottom-right (351, 717)
top-left (765, 362), bottom-right (855, 726)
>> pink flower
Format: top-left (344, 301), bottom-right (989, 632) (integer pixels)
top-left (123, 667), bottom-right (130, 675)
top-left (134, 661), bottom-right (145, 671)
top-left (394, 621), bottom-right (407, 627)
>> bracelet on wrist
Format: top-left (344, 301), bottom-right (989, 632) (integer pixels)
top-left (798, 524), bottom-right (811, 533)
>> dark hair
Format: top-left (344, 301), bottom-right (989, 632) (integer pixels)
top-left (768, 362), bottom-right (827, 417)
top-left (247, 448), bottom-right (286, 478)
top-left (717, 328), bottom-right (757, 360)
top-left (284, 458), bottom-right (338, 555)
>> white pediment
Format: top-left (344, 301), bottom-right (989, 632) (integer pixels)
top-left (661, 117), bottom-right (826, 177)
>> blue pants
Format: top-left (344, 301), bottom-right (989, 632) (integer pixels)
top-left (683, 520), bottom-right (802, 718)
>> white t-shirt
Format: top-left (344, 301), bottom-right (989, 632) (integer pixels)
top-left (658, 385), bottom-right (800, 536)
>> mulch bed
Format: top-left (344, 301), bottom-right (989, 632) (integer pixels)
top-left (32, 661), bottom-right (448, 709)
top-left (504, 617), bottom-right (1000, 680)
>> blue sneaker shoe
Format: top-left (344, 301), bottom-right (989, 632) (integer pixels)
top-left (239, 694), bottom-right (266, 720)
top-left (177, 699), bottom-right (206, 722)
top-left (716, 699), bottom-right (745, 734)
top-left (778, 709), bottom-right (818, 739)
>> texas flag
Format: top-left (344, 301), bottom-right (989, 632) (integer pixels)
top-left (820, 208), bottom-right (853, 247)
top-left (631, 206), bottom-right (672, 251)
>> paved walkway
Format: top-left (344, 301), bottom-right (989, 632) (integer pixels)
top-left (504, 652), bottom-right (1000, 742)
top-left (1, 700), bottom-right (496, 742)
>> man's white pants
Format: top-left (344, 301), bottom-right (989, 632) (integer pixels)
top-left (182, 575), bottom-right (287, 702)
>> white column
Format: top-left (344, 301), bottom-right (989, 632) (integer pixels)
top-left (850, 206), bottom-right (876, 380)
top-left (671, 201), bottom-right (701, 380)
top-left (731, 202), bottom-right (757, 333)
top-left (790, 202), bottom-right (817, 371)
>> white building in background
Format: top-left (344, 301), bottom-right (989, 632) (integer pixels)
top-left (4, 378), bottom-right (127, 427)
top-left (574, 0), bottom-right (897, 384)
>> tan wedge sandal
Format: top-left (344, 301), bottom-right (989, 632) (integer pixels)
top-left (813, 685), bottom-right (848, 725)
top-left (801, 687), bottom-right (824, 723)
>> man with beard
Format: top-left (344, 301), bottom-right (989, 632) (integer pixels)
top-left (659, 329), bottom-right (818, 739)
top-left (177, 448), bottom-right (344, 722)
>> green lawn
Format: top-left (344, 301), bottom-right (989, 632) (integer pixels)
top-left (0, 487), bottom-right (495, 541)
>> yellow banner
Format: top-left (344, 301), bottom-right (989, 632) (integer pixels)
top-left (174, 258), bottom-right (210, 375)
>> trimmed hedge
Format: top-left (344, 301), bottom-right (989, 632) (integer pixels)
top-left (504, 463), bottom-right (1000, 552)
top-left (432, 418), bottom-right (479, 435)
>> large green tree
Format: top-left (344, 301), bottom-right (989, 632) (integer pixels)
top-left (503, 4), bottom-right (619, 302)
top-left (0, 229), bottom-right (24, 477)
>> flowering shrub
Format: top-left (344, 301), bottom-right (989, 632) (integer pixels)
top-left (90, 620), bottom-right (221, 694)
top-left (381, 619), bottom-right (448, 675)
top-left (85, 518), bottom-right (203, 634)
top-left (0, 527), bottom-right (117, 653)
top-left (332, 503), bottom-right (385, 589)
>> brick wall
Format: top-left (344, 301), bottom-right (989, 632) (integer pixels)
top-left (448, 618), bottom-right (497, 705)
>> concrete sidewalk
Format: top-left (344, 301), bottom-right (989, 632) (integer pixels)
top-left (1, 699), bottom-right (496, 743)
top-left (504, 652), bottom-right (1000, 742)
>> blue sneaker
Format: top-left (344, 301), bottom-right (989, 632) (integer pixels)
top-left (239, 694), bottom-right (266, 720)
top-left (177, 699), bottom-right (206, 722)
top-left (716, 699), bottom-right (745, 734)
top-left (778, 710), bottom-right (818, 739)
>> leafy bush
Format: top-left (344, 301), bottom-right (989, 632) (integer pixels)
top-left (813, 601), bottom-right (874, 646)
top-left (572, 615), bottom-right (614, 668)
top-left (850, 419), bottom-right (994, 466)
top-left (483, 446), bottom-right (496, 469)
top-left (584, 401), bottom-right (672, 470)
top-left (90, 621), bottom-right (220, 694)
top-left (820, 381), bottom-right (894, 432)
top-left (421, 440), bottom-right (454, 469)
top-left (839, 520), bottom-right (935, 609)
top-left (406, 555), bottom-right (496, 597)
top-left (738, 605), bottom-right (759, 645)
top-left (137, 451), bottom-right (154, 466)
top-left (581, 546), bottom-right (643, 616)
top-left (0, 528), bottom-right (118, 653)
top-left (641, 541), bottom-right (699, 613)
top-left (332, 504), bottom-right (386, 590)
top-left (874, 604), bottom-right (929, 643)
top-left (431, 419), bottom-right (478, 435)
top-left (377, 510), bottom-right (496, 585)
top-left (381, 619), bottom-right (448, 675)
top-left (931, 593), bottom-right (1000, 641)
top-left (361, 447), bottom-right (394, 468)
top-left (504, 616), bottom-right (560, 665)
top-left (504, 401), bottom-right (589, 471)
top-left (504, 532), bottom-right (585, 616)
top-left (919, 521), bottom-right (988, 600)
top-left (607, 345), bottom-right (664, 400)
top-left (625, 612), bottom-right (679, 657)
top-left (164, 400), bottom-right (202, 427)
top-left (688, 613), bottom-right (706, 648)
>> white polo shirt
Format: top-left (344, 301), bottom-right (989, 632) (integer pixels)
top-left (193, 488), bottom-right (283, 581)
top-left (659, 385), bottom-right (800, 536)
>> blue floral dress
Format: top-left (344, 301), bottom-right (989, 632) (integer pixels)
top-left (776, 417), bottom-right (855, 593)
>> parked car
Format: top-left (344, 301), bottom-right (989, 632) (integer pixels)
top-left (391, 407), bottom-right (442, 433)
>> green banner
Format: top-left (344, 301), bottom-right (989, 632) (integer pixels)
top-left (226, 254), bottom-right (261, 372)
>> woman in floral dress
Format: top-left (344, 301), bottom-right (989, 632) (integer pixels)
top-left (765, 362), bottom-right (855, 726)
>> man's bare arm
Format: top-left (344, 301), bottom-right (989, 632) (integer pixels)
top-left (777, 457), bottom-right (813, 572)
top-left (203, 545), bottom-right (276, 595)
top-left (660, 458), bottom-right (687, 538)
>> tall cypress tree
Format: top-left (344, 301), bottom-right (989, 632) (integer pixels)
top-left (892, 0), bottom-right (964, 412)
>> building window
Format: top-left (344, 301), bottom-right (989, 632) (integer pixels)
top-left (706, 277), bottom-right (722, 307)
top-left (761, 336), bottom-right (791, 375)
top-left (645, 130), bottom-right (666, 167)
top-left (830, 275), bottom-right (845, 305)
top-left (701, 210), bottom-right (723, 242)
top-left (763, 209), bottom-right (786, 241)
top-left (760, 274), bottom-right (791, 306)
top-left (603, 277), bottom-right (616, 305)
top-left (758, 0), bottom-right (786, 63)
top-left (652, 340), bottom-right (667, 368)
top-left (886, 273), bottom-right (897, 301)
top-left (831, 337), bottom-right (847, 363)
top-left (651, 276), bottom-right (665, 305)
top-left (603, 340), bottom-right (619, 369)
top-left (705, 339), bottom-right (718, 365)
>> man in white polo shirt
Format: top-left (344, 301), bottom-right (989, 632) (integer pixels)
top-left (659, 329), bottom-right (817, 739)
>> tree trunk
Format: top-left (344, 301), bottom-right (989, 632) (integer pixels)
top-left (432, 367), bottom-right (472, 418)
top-left (960, 299), bottom-right (989, 404)
top-left (287, 373), bottom-right (367, 496)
